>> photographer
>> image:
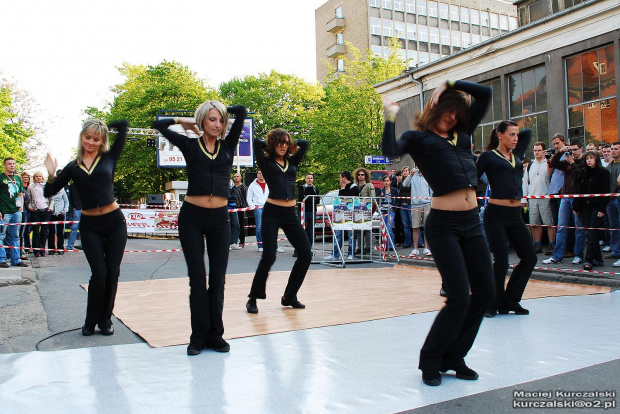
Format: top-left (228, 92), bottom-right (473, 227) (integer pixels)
top-left (543, 140), bottom-right (587, 265)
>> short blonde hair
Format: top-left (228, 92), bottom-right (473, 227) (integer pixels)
top-left (32, 171), bottom-right (44, 179)
top-left (77, 119), bottom-right (109, 163)
top-left (194, 100), bottom-right (229, 140)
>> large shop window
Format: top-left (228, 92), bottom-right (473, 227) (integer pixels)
top-left (508, 66), bottom-right (548, 158)
top-left (473, 79), bottom-right (503, 152)
top-left (565, 44), bottom-right (617, 145)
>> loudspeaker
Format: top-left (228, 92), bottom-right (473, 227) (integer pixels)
top-left (147, 194), bottom-right (165, 205)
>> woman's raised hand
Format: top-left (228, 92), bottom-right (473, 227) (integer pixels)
top-left (44, 153), bottom-right (58, 178)
top-left (382, 97), bottom-right (400, 116)
top-left (430, 82), bottom-right (449, 107)
top-left (178, 118), bottom-right (201, 137)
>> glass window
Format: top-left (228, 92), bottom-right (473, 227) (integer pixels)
top-left (405, 0), bottom-right (415, 13)
top-left (382, 19), bottom-right (394, 37)
top-left (337, 59), bottom-right (344, 72)
top-left (370, 0), bottom-right (381, 7)
top-left (370, 17), bottom-right (382, 35)
top-left (371, 45), bottom-right (383, 56)
top-left (500, 15), bottom-right (508, 30)
top-left (460, 7), bottom-right (469, 23)
top-left (472, 34), bottom-right (481, 45)
top-left (451, 31), bottom-right (460, 47)
top-left (407, 23), bottom-right (417, 40)
top-left (521, 69), bottom-right (536, 115)
top-left (429, 27), bottom-right (439, 44)
top-left (509, 66), bottom-right (548, 147)
top-left (490, 13), bottom-right (499, 29)
top-left (428, 1), bottom-right (438, 17)
top-left (461, 32), bottom-right (471, 48)
top-left (509, 72), bottom-right (524, 117)
top-left (419, 52), bottom-right (429, 65)
top-left (509, 17), bottom-right (518, 30)
top-left (383, 0), bottom-right (392, 10)
top-left (470, 9), bottom-right (479, 25)
top-left (395, 21), bottom-right (406, 38)
top-left (430, 53), bottom-right (440, 62)
top-left (535, 66), bottom-right (547, 111)
top-left (565, 45), bottom-right (618, 144)
top-left (417, 0), bottom-right (426, 15)
top-left (440, 29), bottom-right (450, 45)
top-left (394, 0), bottom-right (404, 11)
top-left (337, 33), bottom-right (344, 45)
top-left (439, 3), bottom-right (448, 19)
top-left (418, 25), bottom-right (429, 42)
top-left (336, 6), bottom-right (343, 18)
top-left (480, 11), bottom-right (489, 27)
top-left (407, 50), bottom-right (418, 65)
top-left (450, 5), bottom-right (459, 21)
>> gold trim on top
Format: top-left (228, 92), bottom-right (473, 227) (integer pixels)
top-left (446, 131), bottom-right (458, 146)
top-left (198, 138), bottom-right (220, 160)
top-left (276, 159), bottom-right (288, 173)
top-left (79, 155), bottom-right (101, 175)
top-left (491, 149), bottom-right (516, 168)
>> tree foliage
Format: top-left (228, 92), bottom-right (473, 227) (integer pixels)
top-left (89, 61), bottom-right (219, 202)
top-left (0, 86), bottom-right (32, 165)
top-left (310, 41), bottom-right (407, 190)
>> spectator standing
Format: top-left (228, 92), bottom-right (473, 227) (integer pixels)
top-left (65, 182), bottom-right (82, 250)
top-left (247, 170), bottom-right (282, 252)
top-left (228, 179), bottom-right (241, 250)
top-left (325, 171), bottom-right (359, 260)
top-left (232, 172), bottom-right (248, 248)
top-left (601, 143), bottom-right (612, 167)
top-left (572, 151), bottom-right (610, 270)
top-left (26, 172), bottom-right (51, 257)
top-left (398, 166), bottom-right (413, 248)
top-left (543, 140), bottom-right (587, 264)
top-left (547, 134), bottom-right (567, 229)
top-left (406, 168), bottom-right (432, 256)
top-left (353, 167), bottom-right (375, 255)
top-left (378, 175), bottom-right (400, 250)
top-left (0, 158), bottom-right (28, 268)
top-left (393, 170), bottom-right (405, 245)
top-left (296, 173), bottom-right (319, 257)
top-left (524, 142), bottom-right (556, 255)
top-left (20, 172), bottom-right (32, 258)
top-left (48, 169), bottom-right (69, 255)
top-left (604, 142), bottom-right (620, 264)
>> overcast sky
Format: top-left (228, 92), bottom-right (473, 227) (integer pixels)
top-left (2, 0), bottom-right (328, 166)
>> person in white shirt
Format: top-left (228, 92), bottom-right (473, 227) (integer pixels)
top-left (523, 142), bottom-right (555, 255)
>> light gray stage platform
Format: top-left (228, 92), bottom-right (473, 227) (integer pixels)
top-left (1, 291), bottom-right (618, 414)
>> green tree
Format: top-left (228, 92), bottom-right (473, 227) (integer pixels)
top-left (89, 61), bottom-right (218, 202)
top-left (311, 41), bottom-right (407, 190)
top-left (0, 87), bottom-right (32, 164)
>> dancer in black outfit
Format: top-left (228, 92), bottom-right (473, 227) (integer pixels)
top-left (246, 128), bottom-right (312, 314)
top-left (477, 122), bottom-right (537, 317)
top-left (154, 101), bottom-right (247, 355)
top-left (44, 119), bottom-right (128, 336)
top-left (383, 80), bottom-right (495, 386)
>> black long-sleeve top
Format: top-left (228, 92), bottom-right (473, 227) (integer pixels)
top-left (476, 129), bottom-right (531, 200)
top-left (550, 150), bottom-right (587, 195)
top-left (382, 80), bottom-right (492, 197)
top-left (298, 183), bottom-right (320, 212)
top-left (573, 165), bottom-right (610, 214)
top-left (253, 139), bottom-right (308, 200)
top-left (153, 105), bottom-right (247, 198)
top-left (44, 120), bottom-right (128, 210)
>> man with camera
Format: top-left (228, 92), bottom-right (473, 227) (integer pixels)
top-left (524, 142), bottom-right (555, 255)
top-left (543, 140), bottom-right (586, 265)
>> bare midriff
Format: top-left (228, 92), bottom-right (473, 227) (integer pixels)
top-left (488, 198), bottom-right (521, 207)
top-left (82, 202), bottom-right (120, 216)
top-left (431, 188), bottom-right (478, 211)
top-left (183, 195), bottom-right (228, 209)
top-left (267, 198), bottom-right (296, 207)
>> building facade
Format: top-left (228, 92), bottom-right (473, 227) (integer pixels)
top-left (374, 0), bottom-right (619, 166)
top-left (315, 0), bottom-right (518, 83)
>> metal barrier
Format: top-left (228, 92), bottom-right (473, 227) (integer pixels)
top-left (303, 194), bottom-right (400, 267)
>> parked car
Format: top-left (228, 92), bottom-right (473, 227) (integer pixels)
top-left (371, 170), bottom-right (389, 190)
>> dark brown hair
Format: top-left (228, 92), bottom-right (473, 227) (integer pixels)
top-left (264, 128), bottom-right (297, 159)
top-left (485, 120), bottom-right (519, 151)
top-left (415, 89), bottom-right (470, 133)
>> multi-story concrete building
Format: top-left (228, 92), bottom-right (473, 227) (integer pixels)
top-left (315, 0), bottom-right (518, 83)
top-left (374, 0), bottom-right (618, 167)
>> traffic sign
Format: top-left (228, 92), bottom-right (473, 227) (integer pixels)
top-left (365, 155), bottom-right (391, 164)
